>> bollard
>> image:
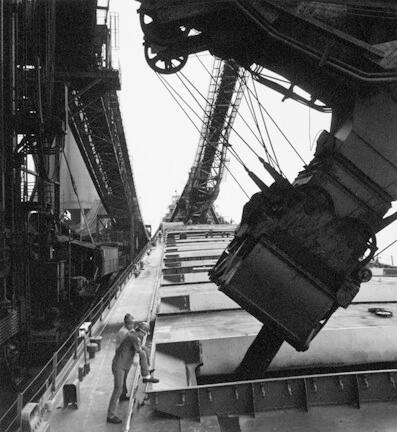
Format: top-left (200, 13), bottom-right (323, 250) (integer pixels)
top-left (87, 343), bottom-right (98, 359)
top-left (51, 353), bottom-right (58, 393)
top-left (78, 365), bottom-right (85, 381)
top-left (63, 379), bottom-right (80, 409)
top-left (90, 336), bottom-right (103, 351)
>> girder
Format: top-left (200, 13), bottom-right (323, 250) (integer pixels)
top-left (138, 0), bottom-right (397, 106)
top-left (170, 59), bottom-right (246, 223)
top-left (69, 85), bottom-right (148, 245)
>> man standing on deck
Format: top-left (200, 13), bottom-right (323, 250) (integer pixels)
top-left (107, 320), bottom-right (159, 424)
top-left (107, 332), bottom-right (140, 424)
top-left (115, 313), bottom-right (135, 401)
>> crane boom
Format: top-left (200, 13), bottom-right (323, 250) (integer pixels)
top-left (170, 59), bottom-right (246, 223)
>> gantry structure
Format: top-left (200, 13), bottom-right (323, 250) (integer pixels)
top-left (0, 0), bottom-right (147, 362)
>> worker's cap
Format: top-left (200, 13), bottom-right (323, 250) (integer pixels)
top-left (135, 321), bottom-right (150, 333)
top-left (124, 313), bottom-right (135, 325)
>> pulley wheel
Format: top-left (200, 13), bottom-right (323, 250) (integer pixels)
top-left (144, 43), bottom-right (188, 74)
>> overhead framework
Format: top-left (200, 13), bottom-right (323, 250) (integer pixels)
top-left (138, 0), bottom-right (397, 377)
top-left (65, 1), bottom-right (148, 254)
top-left (69, 84), bottom-right (148, 252)
top-left (168, 59), bottom-right (246, 224)
top-left (0, 0), bottom-right (148, 362)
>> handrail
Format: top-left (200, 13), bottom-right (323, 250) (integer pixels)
top-left (123, 228), bottom-right (162, 432)
top-left (0, 238), bottom-right (153, 432)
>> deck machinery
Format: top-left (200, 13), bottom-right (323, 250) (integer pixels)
top-left (138, 0), bottom-right (397, 376)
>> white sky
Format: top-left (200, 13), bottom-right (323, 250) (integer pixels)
top-left (111, 0), bottom-right (397, 265)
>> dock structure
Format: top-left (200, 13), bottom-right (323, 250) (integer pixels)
top-left (35, 223), bottom-right (397, 432)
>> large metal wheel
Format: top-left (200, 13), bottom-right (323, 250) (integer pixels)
top-left (144, 43), bottom-right (188, 74)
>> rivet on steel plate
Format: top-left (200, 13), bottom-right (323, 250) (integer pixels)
top-left (260, 384), bottom-right (266, 398)
top-left (234, 387), bottom-right (239, 400)
top-left (337, 377), bottom-right (344, 391)
top-left (311, 378), bottom-right (318, 393)
top-left (207, 390), bottom-right (213, 402)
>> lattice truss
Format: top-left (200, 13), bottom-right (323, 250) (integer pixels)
top-left (172, 59), bottom-right (247, 223)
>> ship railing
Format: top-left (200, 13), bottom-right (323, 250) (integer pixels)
top-left (123, 228), bottom-right (163, 432)
top-left (0, 235), bottom-right (156, 432)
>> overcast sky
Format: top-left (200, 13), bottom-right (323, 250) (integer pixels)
top-left (111, 0), bottom-right (397, 265)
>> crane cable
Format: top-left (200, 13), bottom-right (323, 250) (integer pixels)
top-left (245, 83), bottom-right (307, 165)
top-left (179, 58), bottom-right (309, 195)
top-left (178, 63), bottom-right (274, 167)
top-left (156, 73), bottom-right (251, 198)
top-left (176, 72), bottom-right (207, 115)
top-left (194, 55), bottom-right (276, 146)
top-left (241, 74), bottom-right (282, 172)
top-left (374, 236), bottom-right (397, 259)
top-left (165, 69), bottom-right (258, 194)
top-left (160, 64), bottom-right (278, 198)
top-left (188, 59), bottom-right (275, 163)
top-left (240, 73), bottom-right (273, 165)
top-left (174, 60), bottom-right (285, 194)
top-left (156, 73), bottom-right (201, 134)
top-left (251, 77), bottom-right (281, 170)
top-left (194, 56), bottom-right (297, 174)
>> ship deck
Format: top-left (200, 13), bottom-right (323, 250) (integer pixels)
top-left (48, 224), bottom-right (397, 432)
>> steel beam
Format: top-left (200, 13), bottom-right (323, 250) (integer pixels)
top-left (149, 369), bottom-right (397, 419)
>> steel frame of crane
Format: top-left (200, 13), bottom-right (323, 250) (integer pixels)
top-left (170, 59), bottom-right (246, 224)
top-left (138, 0), bottom-right (397, 375)
top-left (0, 0), bottom-right (147, 360)
top-left (69, 83), bottom-right (148, 254)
